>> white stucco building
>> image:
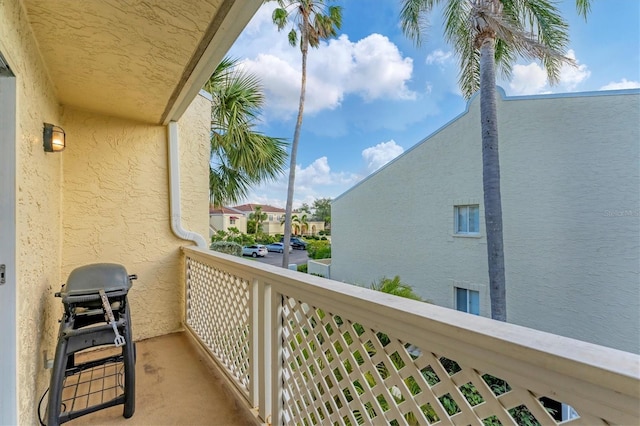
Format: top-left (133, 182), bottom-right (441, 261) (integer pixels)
top-left (331, 88), bottom-right (640, 354)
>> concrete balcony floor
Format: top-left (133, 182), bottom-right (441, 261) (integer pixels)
top-left (67, 332), bottom-right (257, 426)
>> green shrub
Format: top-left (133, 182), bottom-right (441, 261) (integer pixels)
top-left (320, 236), bottom-right (327, 240)
top-left (307, 240), bottom-right (331, 259)
top-left (210, 229), bottom-right (254, 246)
top-left (210, 241), bottom-right (242, 257)
top-left (257, 235), bottom-right (277, 245)
top-left (297, 264), bottom-right (308, 273)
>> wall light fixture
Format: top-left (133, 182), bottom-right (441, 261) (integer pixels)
top-left (43, 123), bottom-right (65, 152)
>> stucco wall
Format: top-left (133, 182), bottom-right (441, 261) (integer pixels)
top-left (332, 90), bottom-right (640, 354)
top-left (308, 258), bottom-right (331, 278)
top-left (210, 214), bottom-right (248, 234)
top-left (178, 93), bottom-right (211, 242)
top-left (62, 94), bottom-right (209, 343)
top-left (0, 0), bottom-right (66, 423)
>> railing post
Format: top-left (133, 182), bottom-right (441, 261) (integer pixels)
top-left (249, 279), bottom-right (259, 408)
top-left (270, 287), bottom-right (283, 426)
top-left (258, 283), bottom-right (271, 423)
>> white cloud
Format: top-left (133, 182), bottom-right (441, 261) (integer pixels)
top-left (426, 49), bottom-right (453, 65)
top-left (230, 4), bottom-right (416, 119)
top-left (600, 78), bottom-right (640, 90)
top-left (240, 157), bottom-right (361, 209)
top-left (362, 140), bottom-right (404, 173)
top-left (559, 50), bottom-right (591, 90)
top-left (241, 54), bottom-right (344, 118)
top-left (508, 49), bottom-right (590, 95)
top-left (509, 63), bottom-right (548, 95)
top-left (295, 157), bottom-right (362, 191)
top-left (345, 34), bottom-right (416, 102)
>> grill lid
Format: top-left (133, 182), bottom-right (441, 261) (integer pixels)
top-left (62, 263), bottom-right (132, 298)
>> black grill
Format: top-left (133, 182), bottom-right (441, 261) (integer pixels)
top-left (46, 263), bottom-right (136, 425)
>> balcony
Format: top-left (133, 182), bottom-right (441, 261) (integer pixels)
top-left (69, 247), bottom-right (638, 425)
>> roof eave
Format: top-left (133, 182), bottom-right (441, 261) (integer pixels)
top-left (162, 0), bottom-right (262, 124)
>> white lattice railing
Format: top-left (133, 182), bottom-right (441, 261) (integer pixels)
top-left (183, 247), bottom-right (639, 425)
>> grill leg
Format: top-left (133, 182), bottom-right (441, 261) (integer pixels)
top-left (46, 322), bottom-right (69, 426)
top-left (123, 303), bottom-right (135, 418)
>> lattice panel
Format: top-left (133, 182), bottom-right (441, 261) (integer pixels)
top-left (280, 296), bottom-right (594, 426)
top-left (185, 257), bottom-right (251, 393)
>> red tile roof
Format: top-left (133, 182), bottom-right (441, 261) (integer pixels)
top-left (232, 203), bottom-right (285, 213)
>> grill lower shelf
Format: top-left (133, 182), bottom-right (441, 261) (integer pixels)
top-left (60, 355), bottom-right (125, 417)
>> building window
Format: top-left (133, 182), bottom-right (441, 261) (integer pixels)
top-left (456, 288), bottom-right (479, 315)
top-left (454, 205), bottom-right (479, 235)
top-left (230, 218), bottom-right (236, 225)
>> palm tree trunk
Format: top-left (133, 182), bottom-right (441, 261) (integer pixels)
top-left (282, 44), bottom-right (308, 268)
top-left (479, 36), bottom-right (507, 321)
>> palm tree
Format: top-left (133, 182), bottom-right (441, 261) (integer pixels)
top-left (290, 214), bottom-right (302, 235)
top-left (370, 276), bottom-right (423, 301)
top-left (204, 57), bottom-right (288, 207)
top-left (298, 213), bottom-right (309, 235)
top-left (249, 205), bottom-right (267, 235)
top-left (400, 0), bottom-right (590, 321)
top-left (268, 0), bottom-right (342, 268)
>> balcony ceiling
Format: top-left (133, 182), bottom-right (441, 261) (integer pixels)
top-left (23, 0), bottom-right (260, 124)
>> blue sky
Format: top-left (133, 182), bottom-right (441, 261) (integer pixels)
top-left (227, 0), bottom-right (640, 208)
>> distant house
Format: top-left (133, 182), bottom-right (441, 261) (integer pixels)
top-left (232, 203), bottom-right (286, 235)
top-left (229, 203), bottom-right (325, 236)
top-left (331, 88), bottom-right (640, 354)
top-left (209, 206), bottom-right (247, 235)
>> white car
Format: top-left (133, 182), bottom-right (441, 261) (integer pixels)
top-left (242, 244), bottom-right (268, 258)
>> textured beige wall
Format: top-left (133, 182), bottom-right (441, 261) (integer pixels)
top-left (0, 0), bottom-right (66, 423)
top-left (210, 214), bottom-right (249, 234)
top-left (62, 94), bottom-right (209, 342)
top-left (178, 93), bottom-right (211, 241)
top-left (332, 91), bottom-right (640, 354)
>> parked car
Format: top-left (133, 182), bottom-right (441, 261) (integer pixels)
top-left (265, 242), bottom-right (292, 253)
top-left (242, 244), bottom-right (268, 257)
top-left (280, 237), bottom-right (308, 250)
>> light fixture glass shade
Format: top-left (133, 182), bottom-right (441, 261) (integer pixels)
top-left (43, 123), bottom-right (65, 152)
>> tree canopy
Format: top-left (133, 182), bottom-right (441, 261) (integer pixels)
top-left (204, 57), bottom-right (288, 207)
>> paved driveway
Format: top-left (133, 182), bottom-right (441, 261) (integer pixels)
top-left (255, 248), bottom-right (309, 267)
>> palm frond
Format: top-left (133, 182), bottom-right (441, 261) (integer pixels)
top-left (400, 0), bottom-right (439, 46)
top-left (209, 163), bottom-right (253, 206)
top-left (206, 56), bottom-right (289, 207)
top-left (400, 0), bottom-right (579, 94)
top-left (575, 0), bottom-right (591, 19)
top-left (287, 28), bottom-right (298, 47)
top-left (494, 38), bottom-right (517, 83)
top-left (370, 276), bottom-right (423, 301)
top-left (272, 1), bottom-right (341, 50)
top-left (272, 7), bottom-right (289, 30)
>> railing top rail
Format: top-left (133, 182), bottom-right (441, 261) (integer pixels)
top-left (182, 246), bottom-right (640, 404)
